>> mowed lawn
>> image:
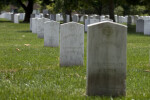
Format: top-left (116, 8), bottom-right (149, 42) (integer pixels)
top-left (0, 19), bottom-right (150, 100)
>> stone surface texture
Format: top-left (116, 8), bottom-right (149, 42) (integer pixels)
top-left (86, 21), bottom-right (127, 96)
top-left (37, 18), bottom-right (50, 38)
top-left (60, 22), bottom-right (84, 66)
top-left (44, 21), bottom-right (60, 47)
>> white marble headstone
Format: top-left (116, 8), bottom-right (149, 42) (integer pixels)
top-left (32, 18), bottom-right (38, 34)
top-left (136, 19), bottom-right (144, 33)
top-left (37, 18), bottom-right (50, 38)
top-left (14, 14), bottom-right (20, 23)
top-left (86, 21), bottom-right (127, 96)
top-left (56, 14), bottom-right (60, 22)
top-left (144, 20), bottom-right (150, 35)
top-left (60, 22), bottom-right (84, 66)
top-left (44, 21), bottom-right (60, 47)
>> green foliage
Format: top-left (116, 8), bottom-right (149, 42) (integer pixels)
top-left (114, 6), bottom-right (124, 16)
top-left (46, 3), bottom-right (55, 13)
top-left (53, 0), bottom-right (63, 13)
top-left (129, 5), bottom-right (146, 15)
top-left (18, 7), bottom-right (25, 13)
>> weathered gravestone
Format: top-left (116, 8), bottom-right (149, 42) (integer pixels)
top-left (43, 9), bottom-right (49, 15)
top-left (100, 16), bottom-right (105, 21)
top-left (86, 21), bottom-right (127, 96)
top-left (43, 14), bottom-right (49, 18)
top-left (136, 19), bottom-right (150, 35)
top-left (73, 14), bottom-right (79, 22)
top-left (83, 15), bottom-right (88, 23)
top-left (143, 20), bottom-right (150, 35)
top-left (32, 18), bottom-right (38, 34)
top-left (66, 15), bottom-right (70, 23)
top-left (30, 14), bottom-right (35, 31)
top-left (127, 15), bottom-right (133, 25)
top-left (136, 19), bottom-right (144, 33)
top-left (93, 15), bottom-right (100, 19)
top-left (37, 18), bottom-right (50, 38)
top-left (90, 19), bottom-right (100, 24)
top-left (44, 21), bottom-right (60, 47)
top-left (85, 19), bottom-right (100, 32)
top-left (85, 18), bottom-right (90, 32)
top-left (56, 14), bottom-right (60, 22)
top-left (19, 13), bottom-right (25, 21)
top-left (50, 14), bottom-right (56, 21)
top-left (133, 15), bottom-right (139, 25)
top-left (14, 14), bottom-right (20, 23)
top-left (35, 14), bottom-right (43, 18)
top-left (11, 14), bottom-right (14, 22)
top-left (60, 22), bottom-right (84, 66)
top-left (114, 15), bottom-right (118, 22)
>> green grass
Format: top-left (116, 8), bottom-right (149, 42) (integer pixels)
top-left (0, 19), bottom-right (150, 100)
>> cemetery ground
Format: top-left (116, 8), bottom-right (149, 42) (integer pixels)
top-left (0, 19), bottom-right (150, 100)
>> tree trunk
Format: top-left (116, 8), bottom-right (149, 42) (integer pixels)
top-left (108, 0), bottom-right (115, 22)
top-left (17, 0), bottom-right (33, 23)
top-left (24, 9), bottom-right (32, 22)
top-left (24, 0), bottom-right (33, 22)
top-left (68, 10), bottom-right (72, 21)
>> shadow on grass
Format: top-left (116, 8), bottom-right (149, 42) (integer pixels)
top-left (0, 20), bottom-right (11, 23)
top-left (128, 24), bottom-right (144, 36)
top-left (16, 30), bottom-right (31, 33)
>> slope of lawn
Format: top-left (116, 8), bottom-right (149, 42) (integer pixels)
top-left (0, 19), bottom-right (150, 100)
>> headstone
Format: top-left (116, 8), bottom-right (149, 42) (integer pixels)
top-left (86, 21), bottom-right (127, 96)
top-left (43, 14), bottom-right (49, 18)
top-left (35, 14), bottom-right (43, 18)
top-left (133, 15), bottom-right (139, 25)
top-left (83, 15), bottom-right (88, 23)
top-left (101, 18), bottom-right (113, 22)
top-left (90, 19), bottom-right (100, 24)
top-left (44, 21), bottom-right (60, 47)
top-left (60, 22), bottom-right (84, 66)
top-left (32, 18), bottom-right (38, 34)
top-left (11, 14), bottom-right (14, 22)
top-left (115, 15), bottom-right (118, 22)
top-left (136, 19), bottom-right (144, 33)
top-left (60, 14), bottom-right (64, 21)
top-left (37, 18), bottom-right (50, 38)
top-left (50, 14), bottom-right (56, 21)
top-left (105, 15), bottom-right (110, 19)
top-left (19, 13), bottom-right (25, 21)
top-left (33, 10), bottom-right (40, 14)
top-left (85, 18), bottom-right (90, 32)
top-left (56, 14), bottom-right (60, 22)
top-left (127, 15), bottom-right (133, 25)
top-left (100, 15), bottom-right (105, 21)
top-left (73, 14), bottom-right (79, 22)
top-left (93, 15), bottom-right (100, 19)
top-left (33, 10), bottom-right (37, 14)
top-left (30, 14), bottom-right (35, 31)
top-left (143, 20), bottom-right (150, 35)
top-left (89, 16), bottom-right (93, 19)
top-left (66, 15), bottom-right (70, 22)
top-left (43, 9), bottom-right (49, 15)
top-left (14, 14), bottom-right (20, 23)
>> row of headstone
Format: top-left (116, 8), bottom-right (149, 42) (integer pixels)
top-left (1, 11), bottom-right (150, 25)
top-left (0, 12), bottom-right (25, 22)
top-left (30, 18), bottom-right (127, 96)
top-left (84, 18), bottom-right (113, 32)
